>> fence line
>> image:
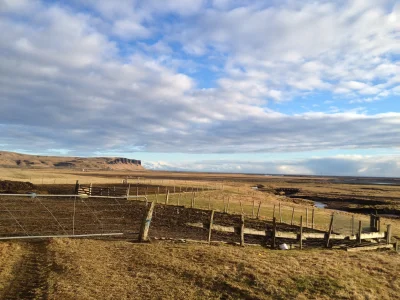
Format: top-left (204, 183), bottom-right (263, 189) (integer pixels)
top-left (0, 181), bottom-right (396, 252)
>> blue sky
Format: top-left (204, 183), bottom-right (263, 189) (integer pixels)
top-left (0, 0), bottom-right (399, 176)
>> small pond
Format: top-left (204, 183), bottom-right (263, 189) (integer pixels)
top-left (314, 201), bottom-right (328, 209)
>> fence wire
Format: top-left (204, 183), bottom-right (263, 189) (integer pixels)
top-left (0, 195), bottom-right (145, 238)
top-left (1, 185), bottom-right (378, 239)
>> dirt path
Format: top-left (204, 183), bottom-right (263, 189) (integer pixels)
top-left (2, 241), bottom-right (50, 300)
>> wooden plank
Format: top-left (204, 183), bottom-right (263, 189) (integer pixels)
top-left (347, 244), bottom-right (394, 252)
top-left (276, 231), bottom-right (298, 239)
top-left (303, 232), bottom-right (325, 239)
top-left (360, 232), bottom-right (385, 239)
top-left (329, 234), bottom-right (348, 240)
top-left (186, 222), bottom-right (205, 229)
top-left (212, 224), bottom-right (235, 233)
top-left (348, 235), bottom-right (357, 241)
top-left (243, 228), bottom-right (267, 236)
top-left (185, 222), bottom-right (329, 241)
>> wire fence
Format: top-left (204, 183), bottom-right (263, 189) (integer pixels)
top-left (149, 189), bottom-right (375, 236)
top-left (0, 183), bottom-right (382, 240)
top-left (0, 194), bottom-right (147, 239)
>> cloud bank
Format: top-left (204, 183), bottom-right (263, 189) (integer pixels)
top-left (0, 0), bottom-right (399, 175)
top-left (144, 155), bottom-right (400, 177)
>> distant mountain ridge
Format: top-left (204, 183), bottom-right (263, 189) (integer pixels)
top-left (0, 151), bottom-right (144, 171)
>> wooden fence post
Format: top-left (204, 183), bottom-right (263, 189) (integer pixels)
top-left (126, 184), bottom-right (131, 200)
top-left (326, 214), bottom-right (334, 248)
top-left (351, 215), bottom-right (355, 236)
top-left (165, 190), bottom-right (169, 205)
top-left (370, 214), bottom-right (375, 232)
top-left (300, 215), bottom-right (303, 250)
top-left (208, 196), bottom-right (211, 210)
top-left (279, 202), bottom-right (282, 223)
top-left (312, 208), bottom-right (315, 229)
top-left (377, 216), bottom-right (381, 232)
top-left (74, 180), bottom-right (79, 195)
top-left (252, 199), bottom-right (255, 217)
top-left (191, 192), bottom-right (196, 208)
top-left (256, 202), bottom-right (262, 219)
top-left (272, 217), bottom-right (276, 249)
top-left (358, 221), bottom-right (362, 244)
top-left (226, 197), bottom-right (230, 213)
top-left (240, 215), bottom-right (245, 247)
top-left (138, 201), bottom-right (156, 242)
top-left (240, 200), bottom-right (244, 215)
top-left (273, 204), bottom-right (276, 220)
top-left (386, 224), bottom-right (392, 245)
top-left (291, 207), bottom-right (295, 225)
top-left (306, 208), bottom-right (309, 228)
top-left (208, 210), bottom-right (215, 244)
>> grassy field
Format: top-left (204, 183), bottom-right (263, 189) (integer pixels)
top-left (1, 239), bottom-right (399, 299)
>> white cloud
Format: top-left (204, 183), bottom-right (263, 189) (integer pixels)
top-left (144, 154), bottom-right (400, 177)
top-left (113, 19), bottom-right (151, 39)
top-left (171, 0), bottom-right (399, 100)
top-left (0, 0), bottom-right (400, 163)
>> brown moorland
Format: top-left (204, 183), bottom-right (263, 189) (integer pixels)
top-left (1, 166), bottom-right (400, 299)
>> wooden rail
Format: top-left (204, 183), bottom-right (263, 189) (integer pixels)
top-left (185, 222), bottom-right (391, 244)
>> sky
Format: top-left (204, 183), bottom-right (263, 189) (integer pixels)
top-left (0, 0), bottom-right (399, 176)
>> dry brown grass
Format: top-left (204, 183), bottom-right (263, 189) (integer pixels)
top-left (0, 242), bottom-right (26, 292)
top-left (1, 238), bottom-right (396, 299)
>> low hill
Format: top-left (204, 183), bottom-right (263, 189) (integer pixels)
top-left (0, 151), bottom-right (144, 171)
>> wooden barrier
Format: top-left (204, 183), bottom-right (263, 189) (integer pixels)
top-left (185, 219), bottom-right (392, 248)
top-left (77, 184), bottom-right (129, 197)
